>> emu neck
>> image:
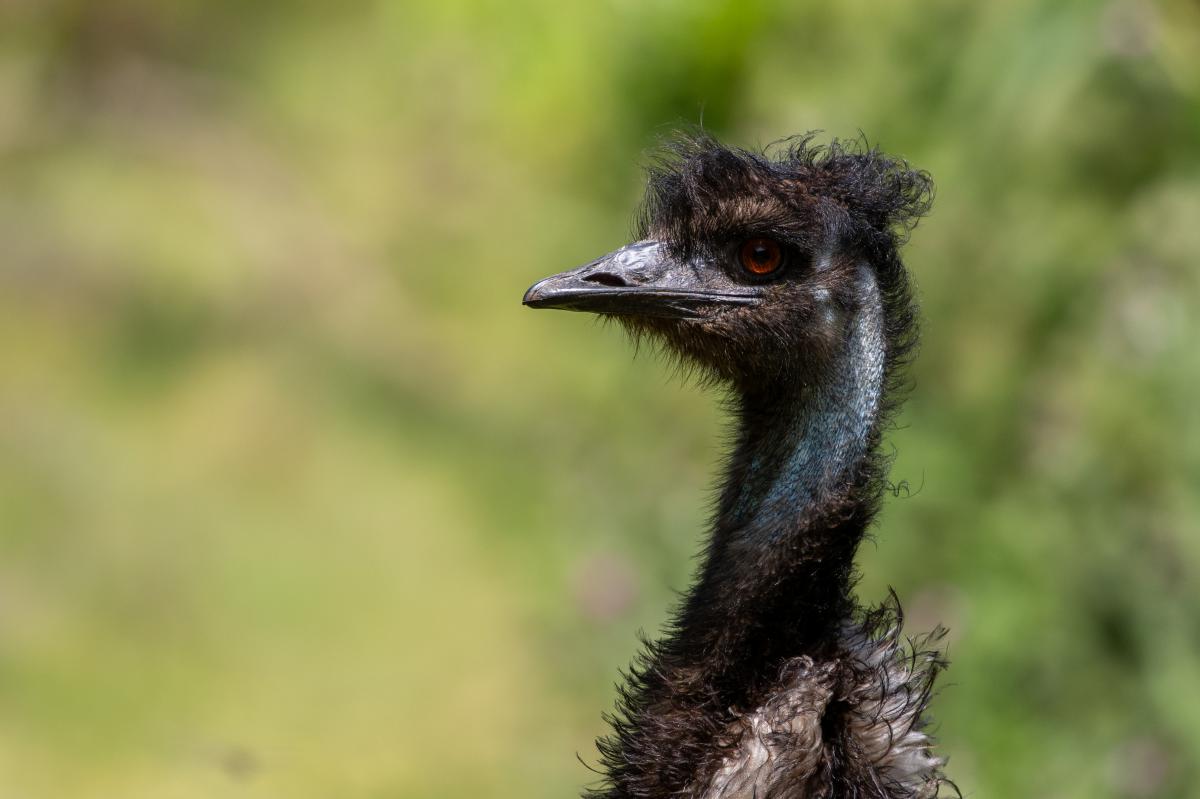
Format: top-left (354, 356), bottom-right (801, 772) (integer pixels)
top-left (680, 263), bottom-right (887, 669)
top-left (594, 264), bottom-right (902, 799)
top-left (730, 263), bottom-right (885, 535)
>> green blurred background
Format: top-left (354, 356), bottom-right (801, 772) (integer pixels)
top-left (1, 0), bottom-right (1199, 797)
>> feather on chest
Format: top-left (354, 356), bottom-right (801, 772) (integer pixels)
top-left (701, 614), bottom-right (947, 799)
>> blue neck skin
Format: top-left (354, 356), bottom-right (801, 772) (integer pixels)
top-left (727, 261), bottom-right (886, 538)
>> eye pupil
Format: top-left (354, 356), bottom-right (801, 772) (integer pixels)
top-left (740, 237), bottom-right (782, 275)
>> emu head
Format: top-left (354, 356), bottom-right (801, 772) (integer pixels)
top-left (524, 134), bottom-right (932, 390)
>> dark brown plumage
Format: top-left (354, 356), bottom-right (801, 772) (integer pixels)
top-left (524, 132), bottom-right (951, 799)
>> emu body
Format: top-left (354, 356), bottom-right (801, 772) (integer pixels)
top-left (524, 134), bottom-right (947, 799)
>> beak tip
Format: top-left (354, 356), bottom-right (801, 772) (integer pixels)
top-left (522, 282), bottom-right (547, 307)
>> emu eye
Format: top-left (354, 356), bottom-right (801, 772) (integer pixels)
top-left (739, 238), bottom-right (783, 276)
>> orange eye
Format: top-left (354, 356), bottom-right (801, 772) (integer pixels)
top-left (739, 238), bottom-right (783, 276)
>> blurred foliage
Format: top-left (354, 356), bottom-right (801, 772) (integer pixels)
top-left (1, 0), bottom-right (1198, 797)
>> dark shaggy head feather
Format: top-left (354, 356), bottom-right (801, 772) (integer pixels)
top-left (618, 131), bottom-right (931, 398)
top-left (638, 132), bottom-right (932, 261)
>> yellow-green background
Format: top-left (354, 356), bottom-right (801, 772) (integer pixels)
top-left (2, 1), bottom-right (1199, 797)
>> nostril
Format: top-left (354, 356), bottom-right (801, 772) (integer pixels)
top-left (583, 272), bottom-right (628, 288)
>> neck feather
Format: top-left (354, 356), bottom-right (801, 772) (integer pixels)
top-left (678, 261), bottom-right (889, 664)
top-left (728, 261), bottom-right (886, 533)
top-left (590, 262), bottom-right (901, 799)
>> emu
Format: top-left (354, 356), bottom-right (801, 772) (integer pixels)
top-left (523, 133), bottom-right (949, 799)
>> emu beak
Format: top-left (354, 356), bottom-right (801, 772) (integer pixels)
top-left (523, 240), bottom-right (759, 319)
